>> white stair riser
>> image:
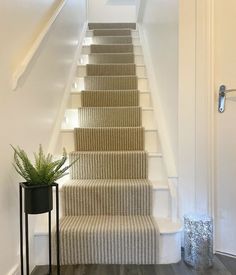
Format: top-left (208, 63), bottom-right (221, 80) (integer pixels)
top-left (82, 45), bottom-right (143, 55)
top-left (56, 130), bottom-right (160, 154)
top-left (73, 76), bottom-right (148, 91)
top-left (62, 109), bottom-right (156, 129)
top-left (86, 30), bottom-right (139, 38)
top-left (153, 189), bottom-right (170, 218)
top-left (68, 92), bottom-right (151, 108)
top-left (159, 232), bottom-right (182, 264)
top-left (149, 156), bottom-right (167, 181)
top-left (77, 64), bottom-right (146, 77)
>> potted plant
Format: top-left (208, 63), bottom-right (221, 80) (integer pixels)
top-left (11, 144), bottom-right (76, 214)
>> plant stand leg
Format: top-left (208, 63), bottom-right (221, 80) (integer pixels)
top-left (48, 211), bottom-right (52, 274)
top-left (56, 184), bottom-right (60, 275)
top-left (25, 213), bottom-right (29, 275)
top-left (19, 185), bottom-right (24, 275)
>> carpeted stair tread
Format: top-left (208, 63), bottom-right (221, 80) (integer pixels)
top-left (93, 29), bottom-right (131, 36)
top-left (69, 151), bottom-right (147, 179)
top-left (88, 53), bottom-right (134, 64)
top-left (81, 90), bottom-right (139, 107)
top-left (74, 127), bottom-right (144, 151)
top-left (90, 44), bottom-right (134, 53)
top-left (57, 215), bottom-right (159, 265)
top-left (84, 76), bottom-right (137, 90)
top-left (62, 179), bottom-right (152, 216)
top-left (93, 36), bottom-right (132, 45)
top-left (88, 23), bottom-right (136, 30)
top-left (86, 64), bottom-right (136, 76)
top-left (78, 107), bottom-right (141, 127)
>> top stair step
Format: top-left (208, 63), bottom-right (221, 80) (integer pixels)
top-left (88, 23), bottom-right (136, 30)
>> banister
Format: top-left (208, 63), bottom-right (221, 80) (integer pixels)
top-left (12, 0), bottom-right (67, 90)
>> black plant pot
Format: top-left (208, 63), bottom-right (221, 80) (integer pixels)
top-left (22, 183), bottom-right (53, 214)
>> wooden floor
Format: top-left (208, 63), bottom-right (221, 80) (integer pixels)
top-left (32, 254), bottom-right (236, 275)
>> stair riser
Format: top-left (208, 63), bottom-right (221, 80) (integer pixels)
top-left (83, 37), bottom-right (140, 46)
top-left (69, 92), bottom-right (151, 108)
top-left (61, 185), bottom-right (170, 218)
top-left (148, 156), bottom-right (167, 181)
top-left (79, 54), bottom-right (144, 65)
top-left (88, 23), bottom-right (137, 30)
top-left (69, 152), bottom-right (147, 179)
top-left (82, 45), bottom-right (142, 55)
top-left (65, 153), bottom-right (166, 180)
top-left (77, 64), bottom-right (146, 77)
top-left (62, 181), bottom-right (152, 216)
top-left (93, 29), bottom-right (132, 36)
top-left (56, 130), bottom-right (160, 154)
top-left (86, 30), bottom-right (139, 38)
top-left (74, 128), bottom-right (144, 151)
top-left (62, 109), bottom-right (156, 129)
top-left (34, 226), bottom-right (181, 265)
top-left (153, 190), bottom-right (170, 218)
top-left (88, 54), bottom-right (135, 64)
top-left (73, 77), bottom-right (148, 91)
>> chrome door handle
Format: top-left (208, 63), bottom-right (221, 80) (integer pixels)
top-left (218, 85), bottom-right (236, 113)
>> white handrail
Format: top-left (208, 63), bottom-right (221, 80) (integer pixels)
top-left (12, 0), bottom-right (67, 90)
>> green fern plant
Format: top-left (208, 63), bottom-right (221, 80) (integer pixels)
top-left (11, 144), bottom-right (77, 185)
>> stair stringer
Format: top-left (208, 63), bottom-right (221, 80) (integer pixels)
top-left (137, 23), bottom-right (179, 222)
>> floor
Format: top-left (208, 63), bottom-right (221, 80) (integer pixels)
top-left (32, 254), bottom-right (236, 275)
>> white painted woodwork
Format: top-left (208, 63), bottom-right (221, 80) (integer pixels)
top-left (88, 0), bottom-right (136, 23)
top-left (214, 0), bottom-right (236, 255)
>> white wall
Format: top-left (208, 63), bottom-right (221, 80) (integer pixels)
top-left (0, 0), bottom-right (87, 274)
top-left (88, 0), bottom-right (136, 22)
top-left (138, 0), bottom-right (179, 169)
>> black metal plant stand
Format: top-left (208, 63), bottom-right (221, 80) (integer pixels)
top-left (19, 183), bottom-right (60, 275)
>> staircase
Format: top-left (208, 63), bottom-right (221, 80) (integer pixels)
top-left (35, 23), bottom-right (182, 266)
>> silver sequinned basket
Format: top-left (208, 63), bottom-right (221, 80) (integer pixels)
top-left (184, 213), bottom-right (213, 270)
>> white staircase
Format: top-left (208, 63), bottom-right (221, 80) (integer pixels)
top-left (34, 23), bottom-right (182, 266)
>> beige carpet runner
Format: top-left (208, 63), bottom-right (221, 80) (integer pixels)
top-left (86, 64), bottom-right (136, 76)
top-left (56, 22), bottom-right (159, 265)
top-left (81, 90), bottom-right (139, 107)
top-left (74, 127), bottom-right (144, 151)
top-left (89, 53), bottom-right (135, 64)
top-left (90, 44), bottom-right (134, 53)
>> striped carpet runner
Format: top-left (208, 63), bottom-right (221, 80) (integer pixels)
top-left (56, 22), bottom-right (159, 265)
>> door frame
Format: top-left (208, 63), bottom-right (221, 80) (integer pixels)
top-left (179, 0), bottom-right (215, 247)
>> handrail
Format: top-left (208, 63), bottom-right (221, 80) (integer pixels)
top-left (12, 0), bottom-right (67, 90)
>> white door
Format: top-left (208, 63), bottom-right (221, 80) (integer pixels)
top-left (215, 0), bottom-right (236, 255)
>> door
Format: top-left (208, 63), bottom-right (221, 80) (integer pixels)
top-left (215, 0), bottom-right (236, 255)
